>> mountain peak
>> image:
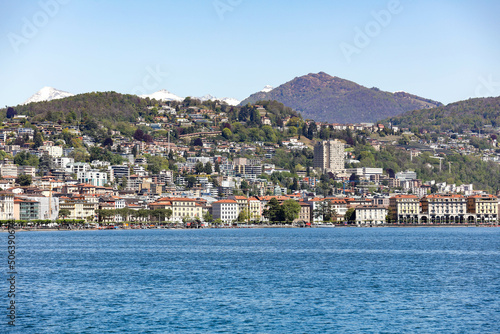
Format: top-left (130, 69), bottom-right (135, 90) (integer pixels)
top-left (139, 89), bottom-right (183, 102)
top-left (23, 87), bottom-right (74, 105)
top-left (198, 94), bottom-right (241, 106)
top-left (240, 72), bottom-right (442, 123)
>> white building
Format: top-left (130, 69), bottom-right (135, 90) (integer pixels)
top-left (41, 145), bottom-right (63, 158)
top-left (212, 199), bottom-right (239, 223)
top-left (0, 191), bottom-right (15, 220)
top-left (18, 196), bottom-right (59, 220)
top-left (77, 170), bottom-right (109, 187)
top-left (66, 162), bottom-right (90, 175)
top-left (355, 205), bottom-right (388, 225)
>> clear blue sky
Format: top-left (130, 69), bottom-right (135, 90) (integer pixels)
top-left (1, 0), bottom-right (499, 107)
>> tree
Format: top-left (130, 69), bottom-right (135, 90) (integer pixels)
top-left (240, 179), bottom-right (249, 192)
top-left (134, 129), bottom-right (144, 141)
top-left (6, 107), bottom-right (17, 119)
top-left (263, 198), bottom-right (282, 223)
top-left (237, 209), bottom-right (249, 222)
top-left (58, 209), bottom-right (71, 219)
top-left (214, 161), bottom-right (220, 173)
top-left (103, 137), bottom-right (113, 147)
top-left (195, 161), bottom-right (205, 174)
top-left (222, 128), bottom-right (233, 139)
top-left (16, 174), bottom-right (32, 186)
top-left (33, 130), bottom-right (44, 149)
top-left (344, 208), bottom-right (355, 223)
top-left (203, 211), bottom-right (213, 223)
top-left (204, 162), bottom-right (212, 174)
top-left (281, 199), bottom-right (300, 223)
top-left (193, 137), bottom-right (203, 146)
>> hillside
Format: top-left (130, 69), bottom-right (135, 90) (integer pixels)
top-left (384, 96), bottom-right (500, 133)
top-left (240, 72), bottom-right (442, 123)
top-left (2, 91), bottom-right (154, 123)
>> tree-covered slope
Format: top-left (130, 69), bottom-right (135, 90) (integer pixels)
top-left (384, 96), bottom-right (500, 133)
top-left (1, 91), bottom-right (154, 123)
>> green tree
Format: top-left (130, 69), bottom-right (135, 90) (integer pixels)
top-left (16, 174), bottom-right (32, 186)
top-left (203, 211), bottom-right (213, 223)
top-left (58, 209), bottom-right (71, 219)
top-left (33, 130), bottom-right (44, 148)
top-left (204, 162), bottom-right (213, 174)
top-left (222, 128), bottom-right (233, 139)
top-left (344, 208), bottom-right (355, 223)
top-left (281, 199), bottom-right (301, 223)
top-left (263, 198), bottom-right (281, 223)
top-left (237, 209), bottom-right (249, 222)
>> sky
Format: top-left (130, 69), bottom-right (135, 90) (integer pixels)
top-left (1, 0), bottom-right (499, 107)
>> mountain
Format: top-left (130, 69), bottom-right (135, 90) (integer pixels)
top-left (197, 94), bottom-right (240, 106)
top-left (384, 96), bottom-right (500, 133)
top-left (140, 89), bottom-right (183, 102)
top-left (23, 87), bottom-right (74, 105)
top-left (239, 72), bottom-right (442, 123)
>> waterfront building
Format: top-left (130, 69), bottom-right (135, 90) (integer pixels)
top-left (420, 194), bottom-right (467, 224)
top-left (59, 196), bottom-right (97, 220)
top-left (355, 205), bottom-right (388, 225)
top-left (467, 194), bottom-right (498, 223)
top-left (389, 194), bottom-right (420, 223)
top-left (295, 202), bottom-right (311, 224)
top-left (212, 199), bottom-right (239, 223)
top-left (0, 191), bottom-right (15, 220)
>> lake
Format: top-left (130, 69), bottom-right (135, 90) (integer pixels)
top-left (2, 227), bottom-right (500, 333)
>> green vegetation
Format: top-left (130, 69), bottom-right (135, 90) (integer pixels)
top-left (263, 198), bottom-right (300, 223)
top-left (385, 96), bottom-right (500, 133)
top-left (348, 144), bottom-right (500, 193)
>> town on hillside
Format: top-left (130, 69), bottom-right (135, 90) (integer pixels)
top-left (1, 96), bottom-right (499, 228)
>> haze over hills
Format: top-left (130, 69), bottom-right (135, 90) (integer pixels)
top-left (240, 72), bottom-right (442, 123)
top-left (384, 96), bottom-right (500, 132)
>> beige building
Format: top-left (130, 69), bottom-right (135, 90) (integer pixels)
top-left (420, 194), bottom-right (467, 224)
top-left (389, 194), bottom-right (420, 223)
top-left (59, 196), bottom-right (98, 221)
top-left (160, 197), bottom-right (203, 222)
top-left (313, 140), bottom-right (344, 173)
top-left (467, 194), bottom-right (498, 223)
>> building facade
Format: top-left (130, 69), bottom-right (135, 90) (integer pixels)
top-left (313, 140), bottom-right (344, 173)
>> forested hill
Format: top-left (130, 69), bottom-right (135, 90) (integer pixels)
top-left (1, 92), bottom-right (154, 123)
top-left (384, 96), bottom-right (500, 133)
top-left (240, 72), bottom-right (442, 123)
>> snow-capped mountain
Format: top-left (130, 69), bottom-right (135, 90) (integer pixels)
top-left (23, 87), bottom-right (74, 105)
top-left (140, 89), bottom-right (183, 102)
top-left (261, 85), bottom-right (274, 93)
top-left (197, 94), bottom-right (240, 106)
top-left (219, 97), bottom-right (241, 106)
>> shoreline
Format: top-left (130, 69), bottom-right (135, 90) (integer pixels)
top-left (1, 223), bottom-right (499, 232)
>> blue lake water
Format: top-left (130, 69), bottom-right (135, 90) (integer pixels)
top-left (2, 227), bottom-right (500, 333)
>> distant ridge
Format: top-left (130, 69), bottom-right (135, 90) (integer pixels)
top-left (240, 72), bottom-right (442, 123)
